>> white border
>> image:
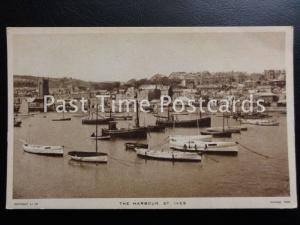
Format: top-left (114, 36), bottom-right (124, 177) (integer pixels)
top-left (6, 27), bottom-right (297, 209)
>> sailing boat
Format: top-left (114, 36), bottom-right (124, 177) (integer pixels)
top-left (68, 104), bottom-right (108, 163)
top-left (201, 113), bottom-right (232, 137)
top-left (101, 91), bottom-right (147, 138)
top-left (22, 125), bottom-right (64, 156)
top-left (156, 86), bottom-right (211, 128)
top-left (52, 110), bottom-right (71, 121)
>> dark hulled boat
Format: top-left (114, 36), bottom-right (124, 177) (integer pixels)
top-left (102, 122), bottom-right (147, 138)
top-left (200, 130), bottom-right (232, 138)
top-left (82, 117), bottom-right (114, 125)
top-left (101, 92), bottom-right (147, 139)
top-left (156, 116), bottom-right (211, 128)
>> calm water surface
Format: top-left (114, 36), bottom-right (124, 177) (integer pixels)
top-left (13, 111), bottom-right (289, 198)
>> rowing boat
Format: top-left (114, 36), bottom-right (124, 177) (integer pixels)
top-left (169, 134), bottom-right (213, 142)
top-left (206, 126), bottom-right (247, 133)
top-left (23, 143), bottom-right (64, 156)
top-left (136, 148), bottom-right (202, 162)
top-left (240, 119), bottom-right (279, 126)
top-left (68, 151), bottom-right (108, 163)
top-left (125, 142), bottom-right (148, 150)
top-left (170, 140), bottom-right (238, 154)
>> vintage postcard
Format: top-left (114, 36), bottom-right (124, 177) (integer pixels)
top-left (6, 27), bottom-right (297, 209)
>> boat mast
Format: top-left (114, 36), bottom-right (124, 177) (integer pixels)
top-left (96, 104), bottom-right (98, 153)
top-left (109, 95), bottom-right (112, 118)
top-left (135, 91), bottom-right (140, 127)
top-left (222, 112), bottom-right (225, 132)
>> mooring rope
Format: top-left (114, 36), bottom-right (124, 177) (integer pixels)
top-left (237, 141), bottom-right (271, 159)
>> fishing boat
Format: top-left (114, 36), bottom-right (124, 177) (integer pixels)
top-left (169, 134), bottom-right (213, 142)
top-left (156, 86), bottom-right (211, 128)
top-left (170, 140), bottom-right (238, 155)
top-left (136, 148), bottom-right (202, 162)
top-left (69, 104), bottom-right (107, 163)
top-left (240, 119), bottom-right (279, 126)
top-left (101, 92), bottom-right (147, 139)
top-left (52, 111), bottom-right (71, 121)
top-left (125, 142), bottom-right (148, 150)
top-left (23, 143), bottom-right (64, 156)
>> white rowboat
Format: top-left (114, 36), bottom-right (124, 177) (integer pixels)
top-left (68, 151), bottom-right (108, 163)
top-left (240, 119), bottom-right (279, 126)
top-left (136, 148), bottom-right (202, 162)
top-left (23, 143), bottom-right (64, 156)
top-left (169, 134), bottom-right (212, 143)
top-left (170, 140), bottom-right (238, 154)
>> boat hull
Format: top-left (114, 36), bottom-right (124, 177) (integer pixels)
top-left (102, 127), bottom-right (147, 139)
top-left (52, 118), bottom-right (71, 121)
top-left (169, 135), bottom-right (212, 142)
top-left (23, 144), bottom-right (64, 156)
top-left (90, 135), bottom-right (111, 140)
top-left (201, 130), bottom-right (232, 137)
top-left (136, 148), bottom-right (202, 162)
top-left (206, 127), bottom-right (243, 133)
top-left (156, 117), bottom-right (211, 128)
top-left (82, 118), bottom-right (114, 125)
top-left (68, 151), bottom-right (108, 163)
top-left (170, 141), bottom-right (238, 155)
top-left (125, 142), bottom-right (148, 150)
top-left (240, 119), bottom-right (279, 126)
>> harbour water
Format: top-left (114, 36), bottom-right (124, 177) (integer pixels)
top-left (13, 112), bottom-right (289, 198)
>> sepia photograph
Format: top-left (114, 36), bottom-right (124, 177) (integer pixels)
top-left (6, 27), bottom-right (297, 209)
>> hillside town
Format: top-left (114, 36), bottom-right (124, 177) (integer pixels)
top-left (14, 69), bottom-right (286, 113)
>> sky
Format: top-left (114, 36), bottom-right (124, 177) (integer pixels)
top-left (11, 30), bottom-right (286, 82)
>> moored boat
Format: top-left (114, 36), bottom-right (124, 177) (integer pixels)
top-left (170, 140), bottom-right (238, 155)
top-left (125, 142), bottom-right (148, 150)
top-left (240, 119), bottom-right (279, 126)
top-left (68, 151), bottom-right (108, 163)
top-left (69, 104), bottom-right (107, 163)
top-left (136, 148), bottom-right (202, 162)
top-left (23, 143), bottom-right (64, 156)
top-left (101, 92), bottom-right (147, 139)
top-left (169, 134), bottom-right (213, 142)
top-left (206, 126), bottom-right (243, 133)
top-left (201, 130), bottom-right (232, 137)
top-left (90, 132), bottom-right (111, 140)
top-left (156, 117), bottom-right (211, 128)
top-left (82, 117), bottom-right (114, 125)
